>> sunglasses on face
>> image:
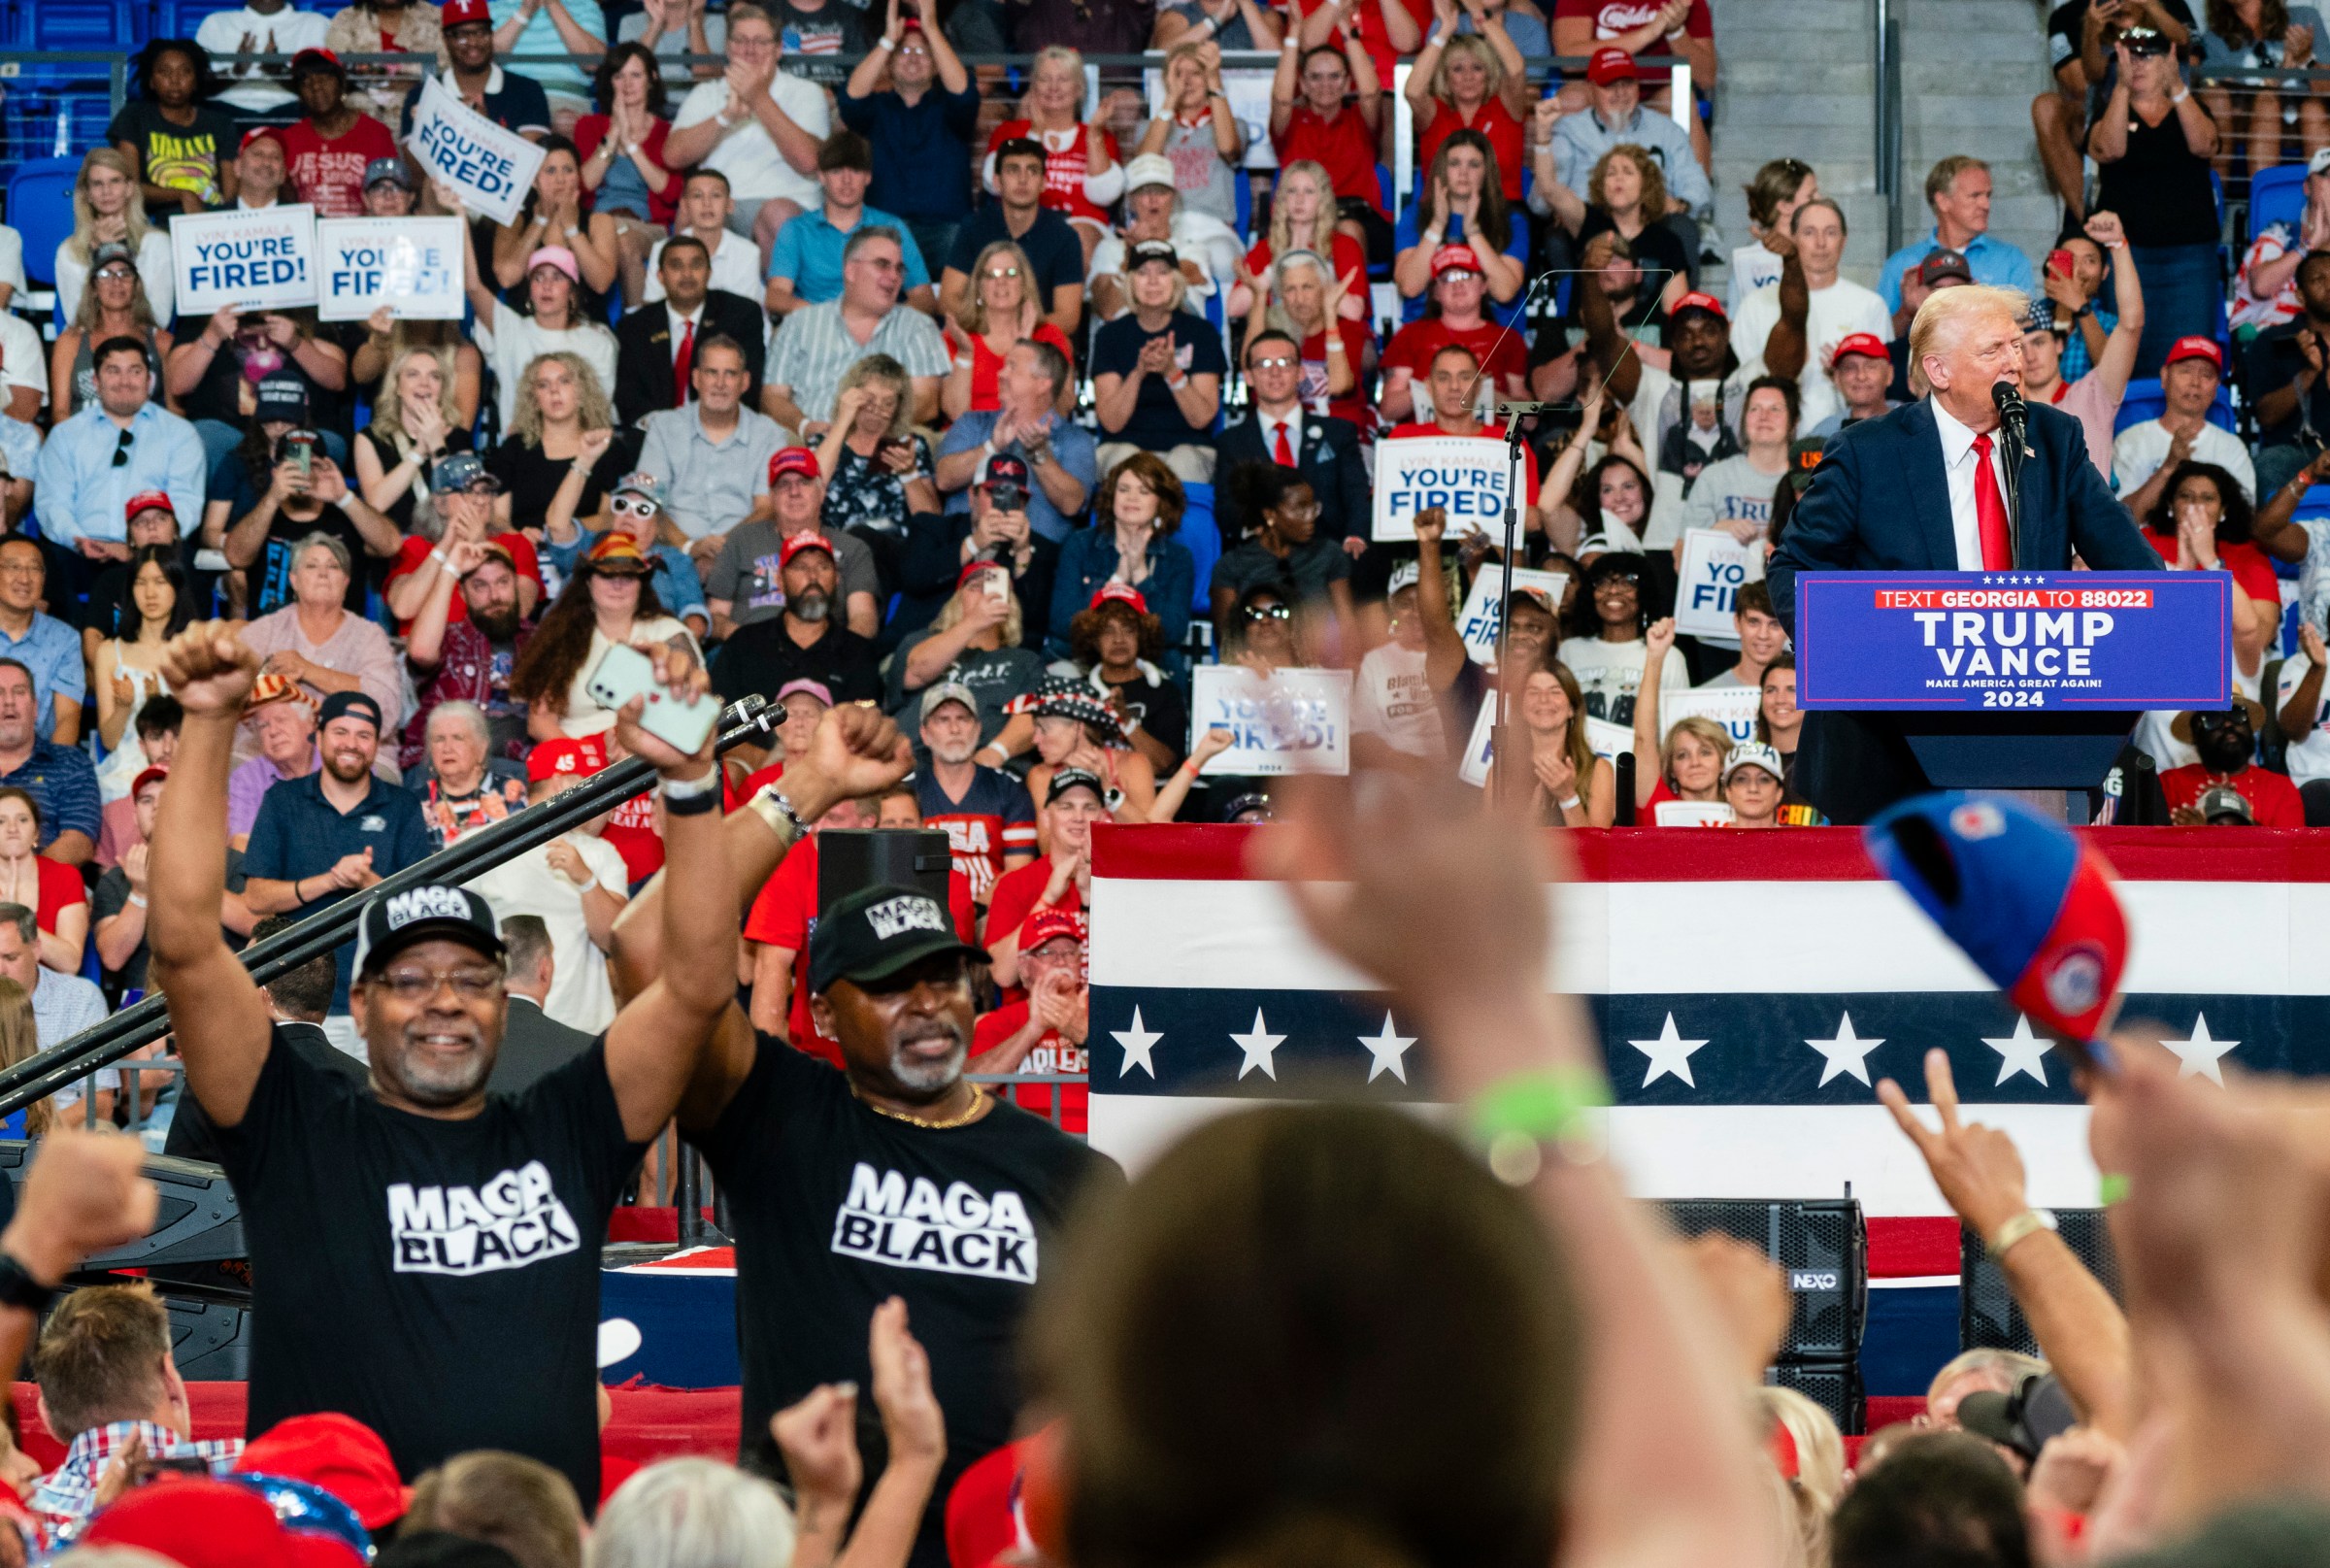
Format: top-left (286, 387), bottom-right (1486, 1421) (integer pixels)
top-left (1249, 354), bottom-right (1297, 371)
top-left (611, 496), bottom-right (658, 518)
top-left (1245, 602), bottom-right (1292, 621)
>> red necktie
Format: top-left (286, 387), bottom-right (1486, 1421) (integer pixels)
top-left (1272, 421), bottom-right (1295, 466)
top-left (672, 317), bottom-right (696, 408)
top-left (1971, 432), bottom-right (2012, 570)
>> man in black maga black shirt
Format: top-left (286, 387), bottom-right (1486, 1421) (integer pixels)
top-left (619, 747), bottom-right (1117, 1568)
top-left (144, 621), bottom-right (743, 1506)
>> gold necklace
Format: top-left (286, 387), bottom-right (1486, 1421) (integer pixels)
top-left (849, 1080), bottom-right (989, 1130)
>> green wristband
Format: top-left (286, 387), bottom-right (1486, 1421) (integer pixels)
top-left (2098, 1173), bottom-right (2131, 1207)
top-left (1470, 1067), bottom-right (1612, 1184)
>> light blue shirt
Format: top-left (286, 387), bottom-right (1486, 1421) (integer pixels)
top-left (1456, 10), bottom-right (1548, 58)
top-left (1551, 104), bottom-right (1712, 216)
top-left (0, 613), bottom-right (86, 740)
top-left (767, 206), bottom-right (933, 303)
top-left (489, 0), bottom-right (606, 96)
top-left (0, 417), bottom-right (39, 483)
top-left (33, 402), bottom-right (206, 550)
top-left (937, 410), bottom-right (1099, 545)
top-left (1877, 228), bottom-right (2039, 313)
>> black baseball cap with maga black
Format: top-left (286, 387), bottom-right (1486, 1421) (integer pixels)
top-left (351, 884), bottom-right (507, 978)
top-left (809, 884), bottom-right (984, 996)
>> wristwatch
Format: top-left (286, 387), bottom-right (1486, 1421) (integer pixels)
top-left (0, 1251), bottom-right (54, 1314)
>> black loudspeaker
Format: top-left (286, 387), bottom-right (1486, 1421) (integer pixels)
top-left (1959, 1209), bottom-right (2121, 1356)
top-left (1771, 1359), bottom-right (1866, 1436)
top-left (1663, 1198), bottom-right (1868, 1362)
top-left (816, 829), bottom-right (954, 912)
top-left (0, 1144), bottom-right (245, 1267)
top-left (164, 1296), bottom-right (252, 1380)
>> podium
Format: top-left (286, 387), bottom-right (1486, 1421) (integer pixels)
top-left (1794, 572), bottom-right (2231, 796)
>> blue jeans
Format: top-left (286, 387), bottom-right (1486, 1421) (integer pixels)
top-left (2128, 242), bottom-right (2223, 377)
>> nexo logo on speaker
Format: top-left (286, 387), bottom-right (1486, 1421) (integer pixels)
top-left (1789, 1270), bottom-right (1839, 1291)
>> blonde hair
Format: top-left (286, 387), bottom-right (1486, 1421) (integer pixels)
top-left (510, 351), bottom-right (615, 449)
top-left (374, 345), bottom-right (462, 458)
top-left (68, 149), bottom-right (154, 266)
top-left (932, 565), bottom-right (1024, 647)
top-left (1755, 1385), bottom-right (1846, 1566)
top-left (1163, 40), bottom-right (1212, 101)
top-left (960, 240), bottom-right (1037, 337)
top-left (1264, 248), bottom-right (1331, 340)
top-left (408, 1451), bottom-right (584, 1568)
top-left (836, 353), bottom-right (914, 440)
top-left (1908, 284), bottom-right (2029, 394)
top-left (1431, 33), bottom-right (1508, 106)
top-left (1925, 1347), bottom-right (2046, 1409)
top-left (1031, 44), bottom-right (1083, 97)
top-left (0, 979), bottom-right (49, 1140)
top-left (1660, 716), bottom-right (1733, 792)
top-left (1266, 159), bottom-right (1339, 261)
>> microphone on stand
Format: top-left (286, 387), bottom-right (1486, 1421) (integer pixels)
top-left (1992, 380), bottom-right (2031, 458)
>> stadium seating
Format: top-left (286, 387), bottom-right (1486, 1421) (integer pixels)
top-left (2112, 376), bottom-right (2239, 435)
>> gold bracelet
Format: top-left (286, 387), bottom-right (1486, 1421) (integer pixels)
top-left (1985, 1208), bottom-right (2053, 1260)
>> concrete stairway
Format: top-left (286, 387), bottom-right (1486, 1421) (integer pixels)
top-left (1708, 0), bottom-right (2057, 293)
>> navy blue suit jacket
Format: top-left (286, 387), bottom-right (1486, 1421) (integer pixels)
top-left (1767, 396), bottom-right (2160, 636)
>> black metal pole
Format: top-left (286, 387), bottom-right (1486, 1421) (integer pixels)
top-left (0, 696), bottom-right (773, 1118)
top-left (1490, 406), bottom-right (1529, 800)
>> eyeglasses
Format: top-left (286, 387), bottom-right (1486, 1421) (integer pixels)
top-left (1249, 354), bottom-right (1297, 370)
top-left (94, 267), bottom-right (135, 284)
top-left (1276, 499), bottom-right (1321, 519)
top-left (1245, 602), bottom-right (1292, 621)
top-left (983, 266), bottom-right (1022, 279)
top-left (0, 562), bottom-right (41, 580)
top-left (111, 428), bottom-right (134, 468)
top-left (856, 256), bottom-right (905, 274)
top-left (610, 496), bottom-right (658, 518)
top-left (374, 965), bottom-right (504, 1002)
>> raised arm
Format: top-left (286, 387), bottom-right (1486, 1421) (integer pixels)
top-left (2084, 211), bottom-right (2147, 405)
top-left (145, 625), bottom-right (278, 1128)
top-left (1412, 512), bottom-right (1470, 691)
top-left (1631, 617), bottom-right (1675, 806)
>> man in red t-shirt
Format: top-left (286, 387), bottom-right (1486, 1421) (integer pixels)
top-left (969, 907), bottom-right (1089, 1133)
top-left (2161, 702), bottom-right (2305, 826)
top-left (382, 454), bottom-right (544, 634)
top-left (1383, 340), bottom-right (1542, 522)
top-left (1381, 248), bottom-right (1528, 421)
top-left (981, 767), bottom-right (1104, 990)
top-left (278, 49), bottom-right (397, 217)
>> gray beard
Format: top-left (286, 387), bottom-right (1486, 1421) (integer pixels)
top-left (887, 1029), bottom-right (967, 1095)
top-left (791, 589), bottom-right (831, 624)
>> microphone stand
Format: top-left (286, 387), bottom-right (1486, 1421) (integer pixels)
top-left (1994, 384), bottom-right (2029, 566)
top-left (1492, 400), bottom-right (1529, 800)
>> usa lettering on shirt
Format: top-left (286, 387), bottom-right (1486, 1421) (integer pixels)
top-left (932, 813), bottom-right (1001, 903)
top-left (387, 1160), bottom-right (582, 1275)
top-left (830, 1161), bottom-right (1038, 1283)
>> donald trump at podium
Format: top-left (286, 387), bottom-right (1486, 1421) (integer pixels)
top-left (1767, 284), bottom-right (2161, 823)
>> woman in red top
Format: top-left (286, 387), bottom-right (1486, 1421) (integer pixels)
top-left (1257, 249), bottom-right (1376, 433)
top-left (575, 43), bottom-right (681, 309)
top-left (0, 789), bottom-right (86, 975)
top-left (984, 46), bottom-right (1124, 267)
top-left (1231, 159), bottom-right (1368, 321)
top-left (944, 240), bottom-right (1076, 418)
top-left (1405, 0), bottom-right (1531, 202)
top-left (1270, 25), bottom-right (1394, 266)
top-left (2142, 460), bottom-right (2282, 688)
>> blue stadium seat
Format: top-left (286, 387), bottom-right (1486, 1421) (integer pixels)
top-left (1179, 482), bottom-right (1220, 617)
top-left (24, 0), bottom-right (141, 51)
top-left (1234, 168), bottom-right (1251, 242)
top-left (2112, 376), bottom-right (2237, 434)
top-left (2251, 162), bottom-right (2310, 241)
top-left (7, 157), bottom-right (83, 287)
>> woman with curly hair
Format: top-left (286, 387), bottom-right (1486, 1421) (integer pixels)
top-left (1070, 583), bottom-right (1187, 775)
top-left (1570, 144), bottom-right (1693, 313)
top-left (942, 241), bottom-right (1076, 418)
top-left (1392, 129), bottom-right (1526, 316)
top-left (488, 351), bottom-right (633, 542)
top-left (1051, 452), bottom-right (1197, 661)
top-left (110, 38), bottom-right (235, 217)
top-left (1404, 0), bottom-right (1529, 203)
top-left (510, 533), bottom-right (700, 741)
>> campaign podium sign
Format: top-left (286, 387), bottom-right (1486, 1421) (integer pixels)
top-left (1795, 572), bottom-right (2228, 712)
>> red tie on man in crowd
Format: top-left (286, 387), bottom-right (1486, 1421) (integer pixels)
top-left (672, 317), bottom-right (695, 408)
top-left (1971, 432), bottom-right (2013, 571)
top-left (1273, 422), bottom-right (1296, 467)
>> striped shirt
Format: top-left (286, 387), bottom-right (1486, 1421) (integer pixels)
top-left (765, 301), bottom-right (948, 427)
top-left (33, 1420), bottom-right (243, 1536)
top-left (0, 739), bottom-right (99, 851)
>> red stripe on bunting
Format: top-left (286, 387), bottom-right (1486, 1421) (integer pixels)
top-left (1092, 824), bottom-right (2330, 884)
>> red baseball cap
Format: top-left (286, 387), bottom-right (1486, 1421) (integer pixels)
top-left (240, 125), bottom-right (283, 153)
top-left (442, 0), bottom-right (491, 26)
top-left (124, 489), bottom-right (175, 522)
top-left (1671, 291), bottom-right (1728, 323)
top-left (769, 446), bottom-right (819, 484)
top-left (780, 531), bottom-right (837, 569)
top-left (238, 1413), bottom-right (412, 1531)
top-left (957, 559), bottom-right (1006, 588)
top-left (1429, 244), bottom-right (1482, 280)
top-left (1586, 47), bottom-right (1639, 84)
top-left (131, 764), bottom-right (168, 799)
top-left (2164, 335), bottom-right (2223, 373)
top-left (1018, 906), bottom-right (1087, 952)
top-left (1831, 333), bottom-right (1888, 364)
top-left (290, 46), bottom-right (344, 74)
top-left (527, 736), bottom-right (602, 784)
top-left (1089, 583), bottom-right (1148, 615)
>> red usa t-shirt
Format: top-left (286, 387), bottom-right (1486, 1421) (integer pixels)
top-left (1290, 0), bottom-right (1431, 97)
top-left (745, 835), bottom-right (978, 1067)
top-left (970, 1000), bottom-right (1088, 1133)
top-left (1552, 0), bottom-right (1714, 52)
top-left (916, 767), bottom-right (1037, 906)
top-left (982, 856), bottom-right (1082, 947)
top-left (278, 115), bottom-right (399, 217)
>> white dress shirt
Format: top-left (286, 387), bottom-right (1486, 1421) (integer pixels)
top-left (1930, 397), bottom-right (2014, 570)
top-left (667, 302), bottom-right (705, 365)
top-left (1259, 409), bottom-right (1304, 462)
